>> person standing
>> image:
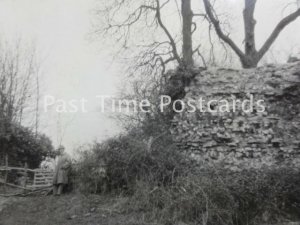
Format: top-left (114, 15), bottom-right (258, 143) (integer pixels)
top-left (52, 146), bottom-right (70, 196)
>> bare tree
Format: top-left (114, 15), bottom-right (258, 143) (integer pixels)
top-left (203, 0), bottom-right (300, 68)
top-left (95, 0), bottom-right (207, 77)
top-left (0, 42), bottom-right (39, 154)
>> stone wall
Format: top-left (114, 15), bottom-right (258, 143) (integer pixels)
top-left (171, 62), bottom-right (300, 170)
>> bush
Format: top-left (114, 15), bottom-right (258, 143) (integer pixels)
top-left (0, 123), bottom-right (56, 168)
top-left (127, 173), bottom-right (236, 225)
top-left (74, 132), bottom-right (190, 194)
top-left (74, 127), bottom-right (300, 225)
top-left (126, 167), bottom-right (300, 225)
top-left (226, 167), bottom-right (300, 224)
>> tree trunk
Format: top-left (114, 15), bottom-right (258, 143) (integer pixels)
top-left (203, 0), bottom-right (300, 69)
top-left (181, 0), bottom-right (194, 67)
top-left (243, 0), bottom-right (258, 68)
top-left (241, 55), bottom-right (259, 68)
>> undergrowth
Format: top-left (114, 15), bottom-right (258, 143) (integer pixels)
top-left (71, 118), bottom-right (300, 225)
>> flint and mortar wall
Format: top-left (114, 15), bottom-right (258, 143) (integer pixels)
top-left (171, 62), bottom-right (300, 170)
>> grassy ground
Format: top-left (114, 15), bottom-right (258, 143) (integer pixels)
top-left (1, 192), bottom-right (300, 225)
top-left (0, 194), bottom-right (160, 225)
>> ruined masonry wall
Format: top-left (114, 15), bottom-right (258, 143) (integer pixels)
top-left (171, 62), bottom-right (300, 170)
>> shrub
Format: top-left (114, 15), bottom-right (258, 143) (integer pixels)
top-left (128, 173), bottom-right (236, 225)
top-left (0, 123), bottom-right (56, 168)
top-left (74, 130), bottom-right (192, 194)
top-left (126, 167), bottom-right (300, 225)
top-left (74, 125), bottom-right (300, 225)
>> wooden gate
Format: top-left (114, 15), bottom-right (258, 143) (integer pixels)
top-left (0, 166), bottom-right (54, 191)
top-left (31, 170), bottom-right (54, 189)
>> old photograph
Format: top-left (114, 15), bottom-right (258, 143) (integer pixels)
top-left (1, 0), bottom-right (300, 224)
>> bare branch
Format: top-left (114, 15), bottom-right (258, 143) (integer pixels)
top-left (193, 44), bottom-right (207, 68)
top-left (203, 0), bottom-right (245, 60)
top-left (98, 0), bottom-right (182, 76)
top-left (193, 13), bottom-right (207, 17)
top-left (258, 8), bottom-right (300, 60)
top-left (191, 22), bottom-right (197, 34)
top-left (155, 0), bottom-right (181, 65)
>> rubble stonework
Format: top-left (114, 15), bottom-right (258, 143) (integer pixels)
top-left (171, 62), bottom-right (300, 170)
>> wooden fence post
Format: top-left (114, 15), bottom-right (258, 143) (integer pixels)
top-left (4, 154), bottom-right (8, 188)
top-left (24, 162), bottom-right (28, 188)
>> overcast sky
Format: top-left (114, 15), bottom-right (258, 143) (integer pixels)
top-left (0, 0), bottom-right (299, 152)
top-left (0, 0), bottom-right (122, 152)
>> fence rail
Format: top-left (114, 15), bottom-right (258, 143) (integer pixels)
top-left (0, 166), bottom-right (36, 172)
top-left (0, 166), bottom-right (54, 191)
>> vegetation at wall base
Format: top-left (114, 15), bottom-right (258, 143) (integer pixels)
top-left (73, 132), bottom-right (300, 225)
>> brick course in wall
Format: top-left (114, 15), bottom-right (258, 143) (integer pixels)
top-left (171, 62), bottom-right (300, 170)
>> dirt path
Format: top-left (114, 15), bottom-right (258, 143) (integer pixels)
top-left (0, 196), bottom-right (22, 213)
top-left (0, 197), bottom-right (11, 213)
top-left (0, 194), bottom-right (158, 225)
